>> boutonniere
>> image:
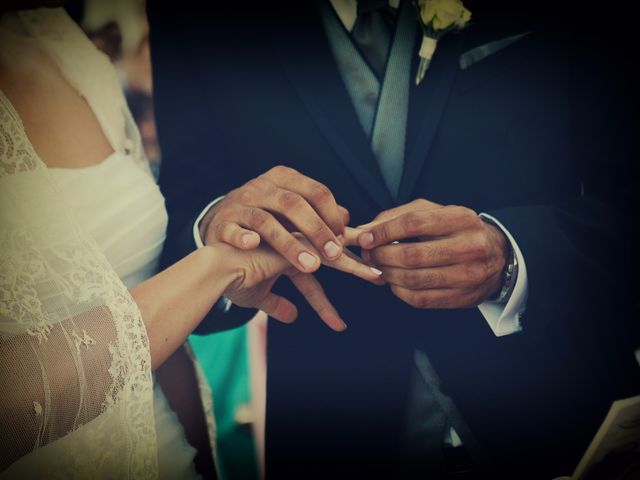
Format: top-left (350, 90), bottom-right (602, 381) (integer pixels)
top-left (413, 0), bottom-right (472, 85)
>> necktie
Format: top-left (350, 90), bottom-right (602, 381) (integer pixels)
top-left (351, 0), bottom-right (396, 78)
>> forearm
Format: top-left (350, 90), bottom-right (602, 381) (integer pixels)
top-left (132, 244), bottom-right (241, 370)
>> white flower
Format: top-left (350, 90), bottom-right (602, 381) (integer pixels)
top-left (413, 0), bottom-right (471, 85)
top-left (416, 0), bottom-right (471, 35)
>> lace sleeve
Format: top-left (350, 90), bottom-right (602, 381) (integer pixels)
top-left (0, 92), bottom-right (158, 477)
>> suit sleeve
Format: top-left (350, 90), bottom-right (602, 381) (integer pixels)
top-left (486, 40), bottom-right (638, 343)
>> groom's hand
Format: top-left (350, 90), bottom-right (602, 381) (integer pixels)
top-left (357, 199), bottom-right (509, 309)
top-left (200, 166), bottom-right (349, 273)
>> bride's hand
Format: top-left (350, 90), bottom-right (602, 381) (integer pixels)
top-left (220, 236), bottom-right (383, 331)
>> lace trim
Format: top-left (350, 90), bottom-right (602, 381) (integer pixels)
top-left (0, 16), bottom-right (158, 476)
top-left (0, 91), bottom-right (41, 177)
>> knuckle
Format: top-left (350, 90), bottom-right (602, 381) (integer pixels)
top-left (248, 208), bottom-right (269, 229)
top-left (423, 270), bottom-right (442, 288)
top-left (413, 293), bottom-right (431, 309)
top-left (268, 228), bottom-right (280, 243)
top-left (281, 237), bottom-right (298, 254)
top-left (339, 206), bottom-right (350, 224)
top-left (435, 208), bottom-right (450, 224)
top-left (245, 178), bottom-right (268, 198)
top-left (310, 184), bottom-right (333, 204)
top-left (279, 191), bottom-right (302, 209)
top-left (403, 270), bottom-right (423, 289)
top-left (246, 177), bottom-right (265, 191)
top-left (402, 211), bottom-right (426, 236)
top-left (456, 205), bottom-right (481, 226)
top-left (465, 264), bottom-right (486, 285)
top-left (237, 188), bottom-right (254, 205)
top-left (402, 245), bottom-right (424, 268)
top-left (213, 220), bottom-right (229, 240)
top-left (425, 291), bottom-right (452, 308)
top-left (428, 243), bottom-right (446, 261)
top-left (310, 219), bottom-right (327, 238)
top-left (468, 233), bottom-right (491, 259)
top-left (374, 223), bottom-right (390, 243)
top-left (428, 296), bottom-right (447, 309)
top-left (270, 165), bottom-right (297, 177)
top-left (268, 165), bottom-right (284, 176)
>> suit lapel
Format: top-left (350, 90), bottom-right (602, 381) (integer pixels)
top-left (271, 3), bottom-right (395, 210)
top-left (399, 31), bottom-right (464, 204)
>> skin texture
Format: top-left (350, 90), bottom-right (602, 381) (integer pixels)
top-left (354, 198), bottom-right (509, 309)
top-left (200, 165), bottom-right (351, 271)
top-left (203, 167), bottom-right (509, 312)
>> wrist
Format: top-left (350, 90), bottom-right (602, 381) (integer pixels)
top-left (197, 196), bottom-right (225, 244)
top-left (486, 224), bottom-right (517, 303)
top-left (200, 244), bottom-right (244, 290)
top-left (486, 223), bottom-right (509, 271)
top-left (481, 220), bottom-right (516, 303)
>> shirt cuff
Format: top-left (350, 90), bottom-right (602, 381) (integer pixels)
top-left (193, 196), bottom-right (226, 249)
top-left (193, 196), bottom-right (232, 313)
top-left (477, 213), bottom-right (528, 337)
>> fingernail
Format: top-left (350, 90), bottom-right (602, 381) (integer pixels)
top-left (298, 251), bottom-right (318, 270)
top-left (241, 233), bottom-right (255, 246)
top-left (360, 232), bottom-right (374, 247)
top-left (337, 234), bottom-right (345, 245)
top-left (328, 314), bottom-right (348, 332)
top-left (323, 240), bottom-right (341, 258)
top-left (370, 267), bottom-right (383, 276)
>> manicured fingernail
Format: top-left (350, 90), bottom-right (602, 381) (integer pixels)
top-left (241, 233), bottom-right (255, 246)
top-left (370, 267), bottom-right (383, 276)
top-left (323, 240), bottom-right (341, 258)
top-left (298, 251), bottom-right (318, 270)
top-left (359, 232), bottom-right (374, 247)
top-left (327, 314), bottom-right (348, 331)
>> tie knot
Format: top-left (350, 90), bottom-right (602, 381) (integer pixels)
top-left (358, 0), bottom-right (389, 15)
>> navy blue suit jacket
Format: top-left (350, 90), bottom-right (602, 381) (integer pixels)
top-left (149, 2), bottom-right (639, 478)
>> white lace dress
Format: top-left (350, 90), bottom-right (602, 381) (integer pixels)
top-left (48, 156), bottom-right (201, 480)
top-left (0, 8), bottom-right (201, 479)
